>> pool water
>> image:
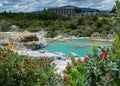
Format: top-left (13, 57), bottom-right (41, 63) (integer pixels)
top-left (39, 39), bottom-right (112, 57)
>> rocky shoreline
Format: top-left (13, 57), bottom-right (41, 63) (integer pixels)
top-left (15, 34), bottom-right (113, 75)
top-left (0, 31), bottom-right (113, 75)
top-left (16, 49), bottom-right (82, 75)
top-left (0, 31), bottom-right (47, 50)
top-left (46, 35), bottom-right (114, 43)
top-left (0, 31), bottom-right (75, 75)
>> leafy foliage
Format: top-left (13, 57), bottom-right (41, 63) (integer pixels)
top-left (0, 48), bottom-right (62, 86)
top-left (0, 10), bottom-right (113, 37)
top-left (63, 55), bottom-right (87, 86)
top-left (62, 2), bottom-right (120, 86)
top-left (20, 35), bottom-right (39, 42)
top-left (0, 1), bottom-right (120, 86)
top-left (85, 47), bottom-right (119, 86)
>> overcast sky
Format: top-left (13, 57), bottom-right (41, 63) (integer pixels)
top-left (0, 0), bottom-right (117, 12)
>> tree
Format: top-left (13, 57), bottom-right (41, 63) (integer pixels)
top-left (75, 7), bottom-right (81, 13)
top-left (114, 1), bottom-right (120, 35)
top-left (67, 23), bottom-right (77, 30)
top-left (77, 17), bottom-right (85, 25)
top-left (111, 5), bottom-right (116, 13)
top-left (43, 8), bottom-right (47, 12)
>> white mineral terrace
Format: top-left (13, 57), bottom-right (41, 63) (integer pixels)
top-left (16, 50), bottom-right (80, 75)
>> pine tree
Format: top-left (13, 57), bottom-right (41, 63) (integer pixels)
top-left (111, 5), bottom-right (116, 13)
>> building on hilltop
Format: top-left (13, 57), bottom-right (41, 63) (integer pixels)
top-left (47, 5), bottom-right (111, 16)
top-left (48, 5), bottom-right (75, 16)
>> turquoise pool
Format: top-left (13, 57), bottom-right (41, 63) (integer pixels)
top-left (39, 39), bottom-right (112, 57)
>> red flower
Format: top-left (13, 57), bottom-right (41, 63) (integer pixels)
top-left (0, 57), bottom-right (6, 61)
top-left (0, 54), bottom-right (6, 61)
top-left (65, 66), bottom-right (71, 71)
top-left (24, 58), bottom-right (31, 64)
top-left (0, 53), bottom-right (6, 57)
top-left (100, 53), bottom-right (105, 59)
top-left (63, 75), bottom-right (68, 83)
top-left (83, 56), bottom-right (87, 64)
top-left (99, 50), bottom-right (108, 59)
top-left (40, 64), bottom-right (46, 67)
top-left (107, 74), bottom-right (112, 79)
top-left (103, 50), bottom-right (108, 57)
top-left (29, 71), bottom-right (33, 75)
top-left (16, 67), bottom-right (23, 74)
top-left (39, 57), bottom-right (47, 60)
top-left (108, 75), bottom-right (112, 79)
top-left (32, 66), bottom-right (37, 69)
top-left (16, 67), bottom-right (21, 71)
top-left (23, 65), bottom-right (27, 69)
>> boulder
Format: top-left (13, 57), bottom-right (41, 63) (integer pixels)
top-left (23, 41), bottom-right (42, 50)
top-left (0, 40), bottom-right (9, 46)
top-left (9, 25), bottom-right (19, 32)
top-left (0, 32), bottom-right (48, 50)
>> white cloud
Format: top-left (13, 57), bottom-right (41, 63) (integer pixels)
top-left (0, 0), bottom-right (116, 12)
top-left (0, 3), bottom-right (3, 7)
top-left (38, 0), bottom-right (54, 5)
top-left (96, 0), bottom-right (115, 10)
top-left (14, 4), bottom-right (28, 9)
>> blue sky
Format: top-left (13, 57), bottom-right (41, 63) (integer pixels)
top-left (0, 0), bottom-right (116, 12)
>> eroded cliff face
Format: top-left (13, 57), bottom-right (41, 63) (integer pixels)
top-left (0, 31), bottom-right (47, 50)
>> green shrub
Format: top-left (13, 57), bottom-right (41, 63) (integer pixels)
top-left (62, 2), bottom-right (120, 86)
top-left (20, 35), bottom-right (39, 42)
top-left (0, 48), bottom-right (62, 86)
top-left (83, 43), bottom-right (120, 86)
top-left (63, 55), bottom-right (87, 86)
top-left (67, 23), bottom-right (77, 30)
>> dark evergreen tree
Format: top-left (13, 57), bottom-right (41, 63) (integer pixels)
top-left (111, 5), bottom-right (116, 13)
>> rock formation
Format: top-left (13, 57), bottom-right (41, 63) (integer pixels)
top-left (0, 31), bottom-right (47, 50)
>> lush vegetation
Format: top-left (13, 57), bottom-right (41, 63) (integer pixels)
top-left (0, 48), bottom-right (63, 86)
top-left (64, 1), bottom-right (119, 86)
top-left (0, 1), bottom-right (120, 86)
top-left (0, 44), bottom-right (119, 86)
top-left (0, 9), bottom-right (114, 37)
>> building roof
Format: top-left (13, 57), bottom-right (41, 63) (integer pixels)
top-left (48, 5), bottom-right (100, 12)
top-left (60, 5), bottom-right (75, 9)
top-left (48, 5), bottom-right (75, 9)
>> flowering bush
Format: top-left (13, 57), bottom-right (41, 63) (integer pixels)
top-left (63, 45), bottom-right (119, 86)
top-left (63, 55), bottom-right (87, 86)
top-left (0, 48), bottom-right (62, 86)
top-left (63, 1), bottom-right (120, 86)
top-left (84, 38), bottom-right (120, 86)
